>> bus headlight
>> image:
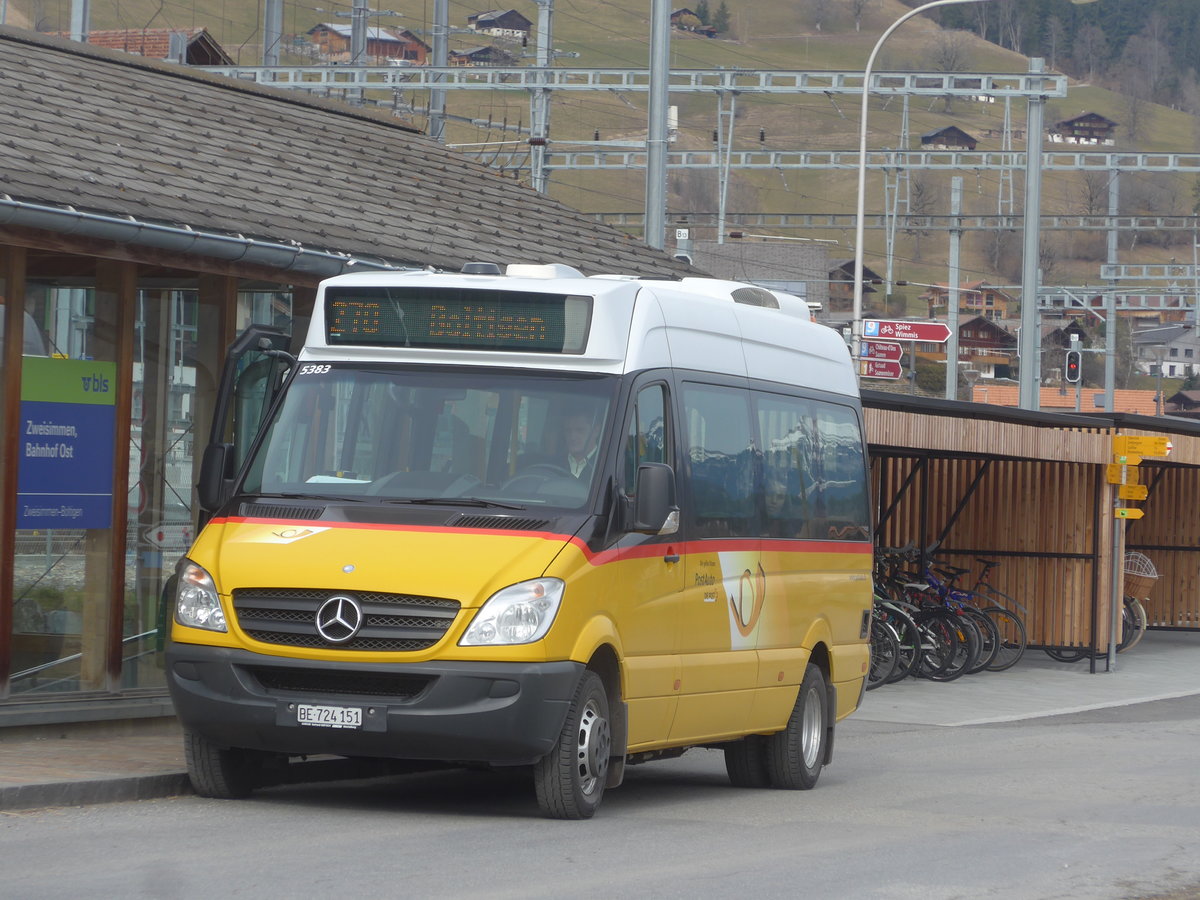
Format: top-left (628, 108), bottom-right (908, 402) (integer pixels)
top-left (460, 578), bottom-right (564, 646)
top-left (175, 560), bottom-right (227, 632)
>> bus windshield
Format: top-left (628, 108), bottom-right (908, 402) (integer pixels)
top-left (241, 364), bottom-right (617, 511)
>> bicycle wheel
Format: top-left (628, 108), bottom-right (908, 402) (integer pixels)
top-left (881, 603), bottom-right (922, 683)
top-left (962, 606), bottom-right (999, 674)
top-left (866, 619), bottom-right (899, 690)
top-left (1044, 646), bottom-right (1089, 663)
top-left (924, 609), bottom-right (979, 682)
top-left (983, 605), bottom-right (1027, 671)
top-left (1116, 596), bottom-right (1146, 653)
top-left (914, 609), bottom-right (960, 679)
top-left (1124, 597), bottom-right (1148, 650)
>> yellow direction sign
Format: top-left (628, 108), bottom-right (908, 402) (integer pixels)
top-left (1105, 464), bottom-right (1140, 485)
top-left (1114, 508), bottom-right (1145, 519)
top-left (1113, 453), bottom-right (1143, 467)
top-left (1118, 484), bottom-right (1149, 501)
top-left (1113, 435), bottom-right (1172, 458)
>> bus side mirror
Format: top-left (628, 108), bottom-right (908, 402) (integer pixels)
top-left (197, 443), bottom-right (235, 512)
top-left (630, 463), bottom-right (679, 535)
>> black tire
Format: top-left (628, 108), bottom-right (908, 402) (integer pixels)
top-left (983, 605), bottom-right (1027, 671)
top-left (534, 669), bottom-right (612, 819)
top-left (1044, 646), bottom-right (1089, 663)
top-left (1123, 597), bottom-right (1148, 650)
top-left (866, 619), bottom-right (899, 690)
top-left (184, 731), bottom-right (261, 799)
top-left (962, 606), bottom-right (999, 674)
top-left (914, 610), bottom-right (959, 678)
top-left (763, 663), bottom-right (829, 790)
top-left (924, 610), bottom-right (979, 682)
top-left (882, 605), bottom-right (922, 683)
top-left (724, 736), bottom-right (770, 787)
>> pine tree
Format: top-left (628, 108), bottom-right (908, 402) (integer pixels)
top-left (712, 0), bottom-right (730, 35)
top-left (695, 0), bottom-right (710, 26)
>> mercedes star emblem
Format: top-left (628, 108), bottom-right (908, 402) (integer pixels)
top-left (315, 595), bottom-right (363, 644)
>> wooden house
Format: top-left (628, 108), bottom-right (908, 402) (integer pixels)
top-left (920, 125), bottom-right (978, 151)
top-left (827, 260), bottom-right (882, 313)
top-left (467, 10), bottom-right (533, 39)
top-left (306, 24), bottom-right (429, 64)
top-left (451, 45), bottom-right (520, 67)
top-left (1164, 390), bottom-right (1200, 419)
top-left (64, 28), bottom-right (233, 65)
top-left (1049, 112), bottom-right (1118, 145)
top-left (922, 281), bottom-right (1015, 320)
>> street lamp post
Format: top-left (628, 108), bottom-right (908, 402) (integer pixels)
top-left (851, 0), bottom-right (1100, 368)
top-left (852, 0), bottom-right (991, 362)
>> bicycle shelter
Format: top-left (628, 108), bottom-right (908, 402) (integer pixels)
top-left (863, 391), bottom-right (1200, 668)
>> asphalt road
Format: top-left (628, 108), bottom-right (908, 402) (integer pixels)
top-left (3, 695), bottom-right (1199, 900)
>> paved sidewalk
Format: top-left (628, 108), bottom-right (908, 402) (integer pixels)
top-left (2, 630), bottom-right (1198, 811)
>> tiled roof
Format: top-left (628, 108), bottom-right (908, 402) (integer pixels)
top-left (0, 27), bottom-right (691, 279)
top-left (970, 384), bottom-right (1162, 416)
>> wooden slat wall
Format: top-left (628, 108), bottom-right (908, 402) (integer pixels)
top-left (1127, 465), bottom-right (1200, 629)
top-left (874, 455), bottom-right (1103, 648)
top-left (868, 413), bottom-right (1200, 649)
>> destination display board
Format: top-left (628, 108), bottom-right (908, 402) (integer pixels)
top-left (325, 287), bottom-right (592, 354)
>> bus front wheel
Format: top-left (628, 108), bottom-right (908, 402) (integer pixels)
top-left (534, 670), bottom-right (611, 819)
top-left (184, 731), bottom-right (262, 799)
top-left (764, 663), bottom-right (829, 790)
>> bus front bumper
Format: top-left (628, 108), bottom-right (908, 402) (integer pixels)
top-left (167, 642), bottom-right (583, 766)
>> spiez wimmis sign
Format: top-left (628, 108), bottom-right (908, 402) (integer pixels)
top-left (18, 357), bottom-right (117, 530)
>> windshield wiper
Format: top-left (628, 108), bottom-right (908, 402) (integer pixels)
top-left (385, 497), bottom-right (527, 510)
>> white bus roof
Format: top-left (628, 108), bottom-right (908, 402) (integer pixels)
top-left (302, 264), bottom-right (859, 398)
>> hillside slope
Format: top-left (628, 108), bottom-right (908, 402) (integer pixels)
top-left (7, 0), bottom-right (1197, 302)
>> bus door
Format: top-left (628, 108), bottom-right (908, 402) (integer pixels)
top-left (612, 379), bottom-right (684, 748)
top-left (673, 381), bottom-right (761, 742)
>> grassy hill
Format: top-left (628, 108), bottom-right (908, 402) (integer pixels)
top-left (8, 0), bottom-right (1199, 307)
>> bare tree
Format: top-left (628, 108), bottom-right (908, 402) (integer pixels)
top-left (970, 2), bottom-right (990, 41)
top-left (1071, 24), bottom-right (1108, 83)
top-left (1039, 238), bottom-right (1059, 283)
top-left (1078, 171), bottom-right (1110, 217)
top-left (849, 0), bottom-right (871, 33)
top-left (929, 31), bottom-right (971, 114)
top-left (809, 0), bottom-right (832, 33)
top-left (1120, 31), bottom-right (1169, 102)
top-left (1044, 17), bottom-right (1065, 71)
top-left (905, 174), bottom-right (940, 260)
top-left (982, 229), bottom-right (1021, 282)
top-left (995, 0), bottom-right (1024, 53)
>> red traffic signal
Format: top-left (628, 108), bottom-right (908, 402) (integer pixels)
top-left (1065, 349), bottom-right (1082, 383)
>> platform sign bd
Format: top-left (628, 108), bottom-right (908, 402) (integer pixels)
top-left (862, 319), bottom-right (951, 343)
top-left (860, 358), bottom-right (904, 379)
top-left (1112, 434), bottom-right (1171, 458)
top-left (18, 357), bottom-right (116, 530)
top-left (861, 340), bottom-right (904, 361)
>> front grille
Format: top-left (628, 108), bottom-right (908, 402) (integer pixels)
top-left (248, 666), bottom-right (432, 699)
top-left (232, 588), bottom-right (460, 652)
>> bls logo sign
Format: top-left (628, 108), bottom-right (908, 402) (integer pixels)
top-left (729, 562), bottom-right (767, 638)
top-left (81, 373), bottom-right (111, 393)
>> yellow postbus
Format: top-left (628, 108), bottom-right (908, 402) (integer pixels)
top-left (167, 263), bottom-right (873, 818)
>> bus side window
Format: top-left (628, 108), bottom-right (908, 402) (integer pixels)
top-left (623, 383), bottom-right (670, 494)
top-left (683, 384), bottom-right (755, 539)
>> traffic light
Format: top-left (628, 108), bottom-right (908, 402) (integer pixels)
top-left (1065, 349), bottom-right (1082, 383)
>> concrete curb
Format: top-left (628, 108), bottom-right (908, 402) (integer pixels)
top-left (0, 773), bottom-right (192, 812)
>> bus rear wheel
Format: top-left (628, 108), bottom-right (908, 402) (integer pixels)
top-left (764, 663), bottom-right (829, 790)
top-left (534, 670), bottom-right (611, 819)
